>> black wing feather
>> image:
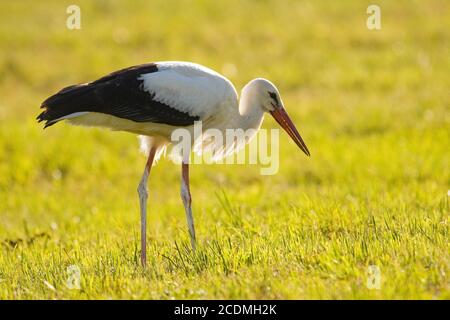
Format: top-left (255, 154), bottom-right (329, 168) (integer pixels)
top-left (37, 63), bottom-right (200, 128)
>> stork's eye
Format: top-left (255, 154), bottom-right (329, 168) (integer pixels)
top-left (268, 91), bottom-right (279, 105)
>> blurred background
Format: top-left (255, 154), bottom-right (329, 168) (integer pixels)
top-left (0, 0), bottom-right (448, 299)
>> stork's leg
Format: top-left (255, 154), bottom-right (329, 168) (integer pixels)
top-left (181, 162), bottom-right (196, 250)
top-left (137, 147), bottom-right (156, 267)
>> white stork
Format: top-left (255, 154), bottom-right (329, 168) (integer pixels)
top-left (37, 61), bottom-right (310, 266)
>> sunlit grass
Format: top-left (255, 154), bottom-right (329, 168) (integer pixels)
top-left (0, 0), bottom-right (448, 299)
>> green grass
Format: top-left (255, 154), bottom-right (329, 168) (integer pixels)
top-left (0, 0), bottom-right (449, 299)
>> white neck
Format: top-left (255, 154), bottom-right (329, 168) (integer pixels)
top-left (235, 86), bottom-right (265, 132)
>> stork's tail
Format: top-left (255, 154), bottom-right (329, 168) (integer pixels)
top-left (37, 84), bottom-right (91, 128)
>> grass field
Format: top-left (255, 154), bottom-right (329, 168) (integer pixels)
top-left (0, 0), bottom-right (448, 299)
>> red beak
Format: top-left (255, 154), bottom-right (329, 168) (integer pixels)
top-left (270, 108), bottom-right (310, 156)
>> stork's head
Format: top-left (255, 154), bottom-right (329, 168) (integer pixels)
top-left (243, 78), bottom-right (310, 156)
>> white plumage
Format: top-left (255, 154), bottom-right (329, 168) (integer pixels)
top-left (140, 62), bottom-right (237, 119)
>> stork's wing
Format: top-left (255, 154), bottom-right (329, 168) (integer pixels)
top-left (37, 63), bottom-right (204, 128)
top-left (137, 62), bottom-right (235, 120)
